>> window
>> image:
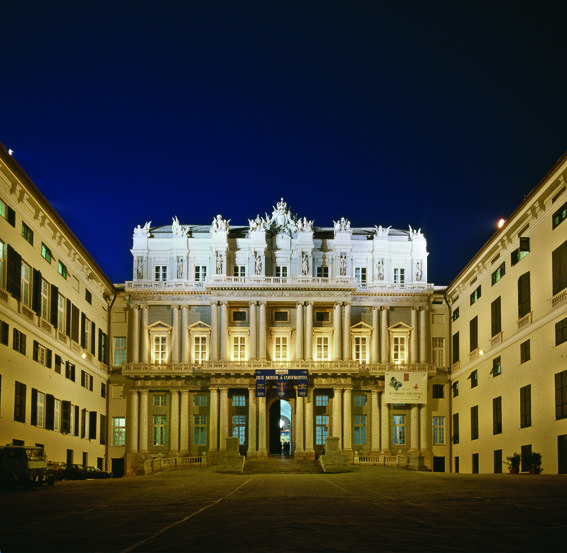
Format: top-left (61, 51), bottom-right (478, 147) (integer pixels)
top-left (353, 415), bottom-right (366, 445)
top-left (21, 222), bottom-right (33, 245)
top-left (40, 279), bottom-right (50, 320)
top-left (232, 310), bottom-right (247, 322)
top-left (315, 335), bottom-right (330, 361)
top-left (432, 416), bottom-right (445, 445)
top-left (470, 370), bottom-right (478, 388)
top-left (315, 415), bottom-right (328, 445)
top-left (194, 394), bottom-right (207, 406)
top-left (470, 286), bottom-right (481, 305)
top-left (194, 265), bottom-right (207, 282)
top-left (452, 381), bottom-right (459, 398)
top-left (520, 340), bottom-right (531, 363)
top-left (452, 413), bottom-right (459, 444)
top-left (274, 336), bottom-right (288, 361)
top-left (232, 395), bottom-right (246, 407)
top-left (193, 415), bottom-right (207, 445)
top-left (85, 289), bottom-right (92, 304)
top-left (354, 394), bottom-right (367, 406)
top-left (511, 237), bottom-right (530, 266)
top-left (452, 332), bottom-right (460, 364)
top-left (58, 261), bottom-right (67, 279)
top-left (232, 335), bottom-right (246, 361)
top-left (469, 317), bottom-right (478, 352)
top-left (194, 336), bottom-right (208, 364)
top-left (556, 370), bottom-right (567, 420)
top-left (41, 243), bottom-right (52, 263)
top-left (315, 311), bottom-right (330, 323)
top-left (154, 265), bottom-right (167, 282)
top-left (101, 383), bottom-right (106, 399)
top-left (520, 385), bottom-right (531, 428)
top-left (233, 265), bottom-right (246, 277)
top-left (14, 381), bottom-right (26, 422)
top-left (432, 337), bottom-right (445, 367)
top-left (1, 320), bottom-right (9, 345)
top-left (392, 336), bottom-right (406, 365)
top-left (556, 317), bottom-right (567, 346)
top-left (13, 328), bottom-right (26, 354)
top-left (452, 307), bottom-right (459, 321)
top-left (273, 310), bottom-right (289, 322)
top-left (21, 261), bottom-right (31, 307)
top-left (432, 384), bottom-right (444, 399)
top-left (54, 399), bottom-right (61, 432)
top-left (153, 335), bottom-right (167, 364)
top-left (33, 341), bottom-right (52, 368)
top-left (316, 266), bottom-right (329, 278)
top-left (472, 453), bottom-right (479, 474)
top-left (471, 405), bottom-right (479, 440)
top-left (153, 415), bottom-right (167, 446)
top-left (153, 394), bottom-right (167, 407)
top-left (491, 356), bottom-right (501, 377)
top-left (57, 294), bottom-right (66, 333)
top-left (518, 272), bottom-right (531, 319)
top-left (392, 415), bottom-right (406, 444)
top-left (493, 397), bottom-right (502, 434)
top-left (34, 391), bottom-right (45, 428)
top-left (54, 354), bottom-right (62, 374)
top-left (65, 361), bottom-right (76, 381)
top-left (393, 268), bottom-right (405, 285)
top-left (355, 267), bottom-right (367, 287)
top-left (491, 297), bottom-right (501, 337)
top-left (491, 263), bottom-right (505, 285)
top-left (232, 415), bottom-right (246, 445)
top-left (354, 336), bottom-right (368, 364)
top-left (113, 336), bottom-right (127, 367)
top-left (0, 239), bottom-right (5, 289)
top-left (552, 241), bottom-right (567, 296)
top-left (81, 371), bottom-right (93, 391)
top-left (553, 201), bottom-right (567, 229)
top-left (275, 266), bottom-right (288, 278)
top-left (315, 395), bottom-right (329, 407)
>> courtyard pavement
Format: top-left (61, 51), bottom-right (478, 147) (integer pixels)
top-left (1, 466), bottom-right (566, 552)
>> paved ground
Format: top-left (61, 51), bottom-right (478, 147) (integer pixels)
top-left (1, 466), bottom-right (566, 553)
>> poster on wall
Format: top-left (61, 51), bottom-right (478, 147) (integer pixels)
top-left (255, 369), bottom-right (308, 397)
top-left (384, 371), bottom-right (428, 404)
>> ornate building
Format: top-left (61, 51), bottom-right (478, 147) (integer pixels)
top-left (108, 199), bottom-right (451, 476)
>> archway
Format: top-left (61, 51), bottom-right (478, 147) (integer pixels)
top-left (269, 399), bottom-right (292, 455)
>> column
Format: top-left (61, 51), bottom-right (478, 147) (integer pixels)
top-left (172, 307), bottom-right (179, 363)
top-left (295, 302), bottom-right (304, 360)
top-left (343, 387), bottom-right (352, 452)
top-left (333, 388), bottom-right (342, 449)
top-left (211, 302), bottom-right (218, 361)
top-left (249, 302), bottom-right (257, 360)
top-left (219, 388), bottom-right (228, 451)
top-left (305, 388), bottom-right (314, 455)
top-left (141, 306), bottom-right (149, 363)
top-left (342, 304), bottom-right (351, 360)
top-left (371, 307), bottom-right (379, 364)
top-left (139, 390), bottom-right (149, 452)
top-left (305, 302), bottom-right (313, 361)
top-left (181, 306), bottom-right (189, 363)
top-left (370, 390), bottom-right (380, 454)
top-left (209, 388), bottom-right (218, 452)
top-left (132, 307), bottom-right (140, 363)
top-left (258, 396), bottom-right (267, 455)
top-left (380, 392), bottom-right (390, 453)
top-left (295, 395), bottom-right (304, 454)
top-left (380, 307), bottom-right (389, 363)
top-left (248, 388), bottom-right (257, 456)
top-left (419, 307), bottom-right (428, 363)
top-left (258, 302), bottom-right (266, 360)
top-left (127, 390), bottom-right (139, 452)
top-left (410, 308), bottom-right (418, 364)
top-left (410, 404), bottom-right (419, 454)
top-left (220, 302), bottom-right (228, 361)
top-left (333, 303), bottom-right (342, 360)
top-left (180, 390), bottom-right (189, 452)
top-left (170, 390), bottom-right (179, 452)
top-left (420, 402), bottom-right (431, 454)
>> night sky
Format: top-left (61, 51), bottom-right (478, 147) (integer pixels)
top-left (3, 1), bottom-right (567, 285)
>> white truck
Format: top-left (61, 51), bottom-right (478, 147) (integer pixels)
top-left (0, 445), bottom-right (53, 487)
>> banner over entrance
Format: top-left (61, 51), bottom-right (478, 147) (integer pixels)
top-left (255, 369), bottom-right (309, 398)
top-left (384, 371), bottom-right (428, 404)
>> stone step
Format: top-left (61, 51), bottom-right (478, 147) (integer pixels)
top-left (243, 456), bottom-right (324, 474)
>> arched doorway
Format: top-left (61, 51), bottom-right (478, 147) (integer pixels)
top-left (269, 399), bottom-right (292, 455)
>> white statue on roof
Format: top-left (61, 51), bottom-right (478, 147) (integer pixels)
top-left (134, 221), bottom-right (151, 238)
top-left (409, 225), bottom-right (425, 241)
top-left (172, 216), bottom-right (188, 237)
top-left (211, 214), bottom-right (230, 233)
top-left (333, 217), bottom-right (350, 232)
top-left (375, 225), bottom-right (391, 238)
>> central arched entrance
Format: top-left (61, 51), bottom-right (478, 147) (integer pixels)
top-left (269, 399), bottom-right (292, 455)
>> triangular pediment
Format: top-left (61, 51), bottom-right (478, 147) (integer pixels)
top-left (388, 321), bottom-right (413, 334)
top-left (187, 321), bottom-right (211, 331)
top-left (351, 321), bottom-right (373, 331)
top-left (147, 320), bottom-right (172, 331)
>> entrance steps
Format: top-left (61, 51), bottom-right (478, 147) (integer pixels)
top-left (243, 455), bottom-right (323, 474)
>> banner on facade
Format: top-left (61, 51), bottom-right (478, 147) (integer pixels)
top-left (384, 371), bottom-right (428, 404)
top-left (255, 369), bottom-right (309, 398)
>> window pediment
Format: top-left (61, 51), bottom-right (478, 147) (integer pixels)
top-left (351, 321), bottom-right (373, 335)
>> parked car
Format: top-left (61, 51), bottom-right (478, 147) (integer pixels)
top-left (62, 464), bottom-right (85, 480)
top-left (46, 461), bottom-right (67, 482)
top-left (83, 466), bottom-right (112, 479)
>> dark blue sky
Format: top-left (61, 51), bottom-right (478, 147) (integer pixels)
top-left (3, 1), bottom-right (567, 284)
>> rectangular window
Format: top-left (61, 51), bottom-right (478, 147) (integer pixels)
top-left (520, 340), bottom-right (531, 363)
top-left (493, 396), bottom-right (502, 434)
top-left (275, 266), bottom-right (288, 278)
top-left (471, 405), bottom-right (479, 440)
top-left (22, 222), bottom-right (34, 245)
top-left (553, 200), bottom-right (567, 229)
top-left (0, 239), bottom-right (5, 290)
top-left (13, 328), bottom-right (26, 354)
top-left (392, 336), bottom-right (406, 364)
top-left (315, 395), bottom-right (329, 407)
top-left (355, 267), bottom-right (367, 287)
top-left (65, 361), bottom-right (76, 382)
top-left (194, 265), bottom-right (207, 282)
top-left (1, 320), bottom-right (9, 345)
top-left (556, 317), bottom-right (567, 346)
top-left (153, 335), bottom-right (167, 364)
top-left (232, 395), bottom-right (246, 407)
top-left (58, 261), bottom-right (67, 279)
top-left (392, 414), bottom-right (406, 445)
top-left (432, 384), bottom-right (444, 399)
top-left (36, 391), bottom-right (45, 428)
top-left (520, 385), bottom-right (531, 428)
top-left (39, 279), bottom-right (49, 320)
top-left (153, 394), bottom-right (167, 407)
top-left (555, 369), bottom-right (567, 420)
top-left (233, 265), bottom-right (246, 277)
top-left (432, 337), bottom-right (445, 367)
top-left (470, 286), bottom-right (481, 305)
top-left (491, 297), bottom-right (501, 337)
top-left (518, 272), bottom-right (531, 319)
top-left (491, 263), bottom-right (505, 285)
top-left (21, 261), bottom-right (31, 307)
top-left (353, 415), bottom-right (366, 445)
top-left (315, 415), bottom-right (329, 445)
top-left (113, 336), bottom-right (127, 367)
top-left (316, 266), bottom-right (329, 278)
top-left (54, 399), bottom-right (61, 432)
top-left (452, 413), bottom-right (459, 444)
top-left (273, 310), bottom-right (289, 322)
top-left (14, 381), bottom-right (26, 422)
top-left (153, 415), bottom-right (167, 446)
top-left (491, 356), bottom-right (501, 377)
top-left (57, 294), bottom-right (66, 333)
top-left (193, 415), bottom-right (207, 445)
top-left (194, 336), bottom-right (208, 364)
top-left (274, 336), bottom-right (288, 361)
top-left (354, 336), bottom-right (368, 363)
top-left (315, 335), bottom-right (330, 361)
top-left (353, 394), bottom-right (367, 406)
top-left (154, 265), bottom-right (167, 282)
top-left (432, 416), bottom-right (445, 445)
top-left (452, 381), bottom-right (459, 398)
top-left (315, 311), bottom-right (330, 323)
top-left (469, 317), bottom-right (478, 352)
top-left (393, 268), bottom-right (405, 285)
top-left (194, 394), bottom-right (207, 407)
top-left (452, 307), bottom-right (459, 321)
top-left (232, 310), bottom-right (247, 322)
top-left (232, 415), bottom-right (246, 445)
top-left (552, 240), bottom-right (567, 296)
top-left (452, 332), bottom-right (460, 364)
top-left (41, 243), bottom-right (52, 263)
top-left (232, 335), bottom-right (246, 361)
top-left (470, 369), bottom-right (478, 388)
